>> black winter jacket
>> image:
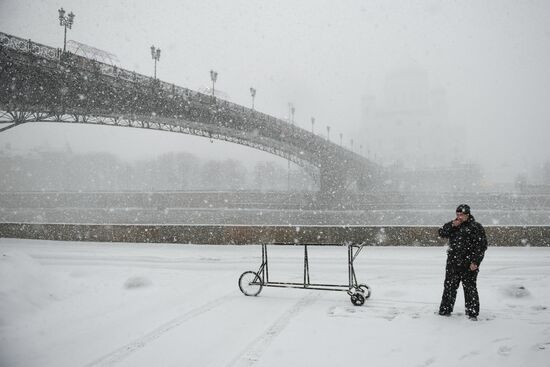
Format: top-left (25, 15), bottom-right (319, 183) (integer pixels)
top-left (439, 214), bottom-right (488, 268)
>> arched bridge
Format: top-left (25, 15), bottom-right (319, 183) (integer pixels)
top-left (0, 32), bottom-right (382, 196)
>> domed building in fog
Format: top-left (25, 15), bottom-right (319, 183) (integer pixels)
top-left (361, 66), bottom-right (452, 168)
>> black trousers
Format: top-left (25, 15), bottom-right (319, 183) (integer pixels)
top-left (439, 261), bottom-right (480, 317)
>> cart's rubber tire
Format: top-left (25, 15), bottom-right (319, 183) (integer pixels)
top-left (238, 271), bottom-right (263, 296)
top-left (351, 293), bottom-right (365, 306)
top-left (358, 284), bottom-right (371, 299)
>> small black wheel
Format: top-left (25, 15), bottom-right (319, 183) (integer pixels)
top-left (351, 293), bottom-right (365, 306)
top-left (238, 271), bottom-right (263, 296)
top-left (358, 284), bottom-right (371, 299)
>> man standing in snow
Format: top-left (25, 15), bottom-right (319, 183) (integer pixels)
top-left (438, 204), bottom-right (488, 320)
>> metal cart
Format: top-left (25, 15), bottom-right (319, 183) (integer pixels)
top-left (238, 242), bottom-right (371, 306)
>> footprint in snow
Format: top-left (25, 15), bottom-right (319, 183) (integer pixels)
top-left (497, 345), bottom-right (512, 356)
top-left (459, 350), bottom-right (480, 360)
top-left (534, 342), bottom-right (550, 351)
top-left (327, 306), bottom-right (356, 317)
top-left (417, 357), bottom-right (435, 366)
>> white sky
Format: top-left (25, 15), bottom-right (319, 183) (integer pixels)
top-left (1, 0), bottom-right (549, 182)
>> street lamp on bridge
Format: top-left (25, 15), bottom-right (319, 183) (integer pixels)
top-left (326, 125), bottom-right (331, 141)
top-left (250, 87), bottom-right (256, 109)
top-left (339, 133), bottom-right (343, 146)
top-left (311, 117), bottom-right (315, 133)
top-left (287, 103), bottom-right (295, 125)
top-left (210, 70), bottom-right (218, 98)
top-left (150, 46), bottom-right (161, 79)
top-left (58, 7), bottom-right (75, 53)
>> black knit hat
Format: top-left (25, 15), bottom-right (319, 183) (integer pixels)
top-left (456, 204), bottom-right (471, 214)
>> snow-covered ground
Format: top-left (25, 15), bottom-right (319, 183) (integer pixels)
top-left (1, 239), bottom-right (549, 367)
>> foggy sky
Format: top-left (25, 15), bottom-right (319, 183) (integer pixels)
top-left (1, 0), bottom-right (549, 183)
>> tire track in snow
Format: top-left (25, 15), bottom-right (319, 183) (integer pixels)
top-left (227, 292), bottom-right (318, 367)
top-left (84, 290), bottom-right (238, 367)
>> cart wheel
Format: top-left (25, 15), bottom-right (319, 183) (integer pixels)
top-left (238, 271), bottom-right (263, 296)
top-left (351, 293), bottom-right (365, 306)
top-left (358, 284), bottom-right (371, 299)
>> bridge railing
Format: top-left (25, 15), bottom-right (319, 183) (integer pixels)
top-left (0, 32), bottom-right (61, 60)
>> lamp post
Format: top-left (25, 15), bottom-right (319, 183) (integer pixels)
top-left (58, 8), bottom-right (75, 53)
top-left (311, 117), bottom-right (315, 133)
top-left (150, 46), bottom-right (161, 79)
top-left (250, 87), bottom-right (256, 109)
top-left (287, 158), bottom-right (291, 191)
top-left (286, 102), bottom-right (295, 191)
top-left (210, 70), bottom-right (218, 98)
top-left (326, 125), bottom-right (331, 141)
top-left (339, 133), bottom-right (343, 146)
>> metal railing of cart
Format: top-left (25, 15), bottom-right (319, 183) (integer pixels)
top-left (238, 242), bottom-right (371, 306)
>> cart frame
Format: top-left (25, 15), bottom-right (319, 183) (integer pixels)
top-left (238, 242), bottom-right (371, 305)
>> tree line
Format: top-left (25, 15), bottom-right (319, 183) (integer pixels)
top-left (0, 150), bottom-right (316, 192)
